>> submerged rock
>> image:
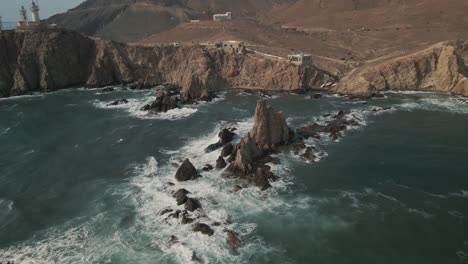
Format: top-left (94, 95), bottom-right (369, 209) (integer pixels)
top-left (296, 110), bottom-right (359, 141)
top-left (254, 166), bottom-right (277, 191)
top-left (192, 223), bottom-right (214, 236)
top-left (175, 159), bottom-right (200, 182)
top-left (100, 87), bottom-right (115, 93)
top-left (181, 213), bottom-right (195, 224)
top-left (173, 189), bottom-right (190, 205)
top-left (185, 198), bottom-right (201, 212)
top-left (106, 99), bottom-right (129, 106)
top-left (225, 229), bottom-right (242, 254)
top-left (202, 164), bottom-right (214, 172)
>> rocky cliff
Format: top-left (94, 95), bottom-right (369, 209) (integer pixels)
top-left (0, 29), bottom-right (335, 98)
top-left (334, 41), bottom-right (468, 97)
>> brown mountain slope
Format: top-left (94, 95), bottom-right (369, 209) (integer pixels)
top-left (273, 0), bottom-right (468, 30)
top-left (139, 0), bottom-right (468, 76)
top-left (47, 0), bottom-right (294, 42)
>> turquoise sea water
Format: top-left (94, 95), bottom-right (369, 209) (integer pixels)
top-left (0, 88), bottom-right (467, 263)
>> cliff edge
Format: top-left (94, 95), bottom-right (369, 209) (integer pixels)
top-left (0, 29), bottom-right (336, 98)
top-left (333, 41), bottom-right (468, 97)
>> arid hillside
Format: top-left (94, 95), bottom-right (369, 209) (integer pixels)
top-left (47, 0), bottom-right (293, 42)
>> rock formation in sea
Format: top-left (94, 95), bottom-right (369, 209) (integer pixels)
top-left (0, 29), bottom-right (336, 98)
top-left (333, 41), bottom-right (468, 97)
top-left (250, 100), bottom-right (290, 151)
top-left (227, 100), bottom-right (291, 185)
top-left (175, 159), bottom-right (200, 182)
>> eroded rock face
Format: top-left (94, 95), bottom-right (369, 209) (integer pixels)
top-left (228, 134), bottom-right (264, 174)
top-left (228, 100), bottom-right (291, 175)
top-left (334, 41), bottom-right (468, 97)
top-left (0, 29), bottom-right (337, 98)
top-left (251, 100), bottom-right (290, 151)
top-left (175, 159), bottom-right (200, 182)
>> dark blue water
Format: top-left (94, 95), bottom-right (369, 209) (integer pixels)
top-left (0, 88), bottom-right (467, 263)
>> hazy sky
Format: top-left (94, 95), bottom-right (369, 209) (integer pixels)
top-left (0, 0), bottom-right (85, 22)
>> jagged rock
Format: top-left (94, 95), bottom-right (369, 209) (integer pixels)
top-left (216, 156), bottom-right (227, 169)
top-left (221, 143), bottom-right (234, 157)
top-left (160, 208), bottom-right (173, 216)
top-left (191, 252), bottom-right (200, 262)
top-left (173, 189), bottom-right (190, 205)
top-left (300, 147), bottom-right (317, 162)
top-left (168, 210), bottom-right (181, 219)
top-left (296, 110), bottom-right (359, 141)
top-left (312, 93), bottom-right (323, 99)
top-left (106, 99), bottom-right (129, 106)
top-left (185, 198), bottom-right (201, 212)
top-left (148, 90), bottom-right (178, 113)
top-left (192, 223), bottom-right (214, 236)
top-left (205, 129), bottom-right (236, 153)
top-left (181, 210), bottom-right (195, 224)
top-left (175, 159), bottom-right (200, 182)
top-left (140, 104), bottom-right (150, 111)
top-left (202, 164), bottom-right (214, 172)
top-left (233, 185), bottom-right (243, 192)
top-left (251, 100), bottom-right (290, 151)
top-left (255, 166), bottom-right (275, 191)
top-left (228, 134), bottom-right (264, 174)
top-left (100, 87), bottom-right (115, 93)
top-left (169, 235), bottom-right (178, 245)
top-left (226, 154), bottom-right (236, 163)
top-left (128, 81), bottom-right (145, 90)
top-left (225, 229), bottom-right (241, 254)
top-left (219, 129), bottom-right (236, 145)
top-left (199, 90), bottom-right (217, 102)
top-left (205, 142), bottom-right (223, 153)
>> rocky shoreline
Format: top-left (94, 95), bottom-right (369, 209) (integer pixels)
top-left (153, 98), bottom-right (391, 258)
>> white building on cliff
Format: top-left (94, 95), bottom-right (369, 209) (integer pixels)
top-left (213, 12), bottom-right (232, 22)
top-left (288, 53), bottom-right (312, 66)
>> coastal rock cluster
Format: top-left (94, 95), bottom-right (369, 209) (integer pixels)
top-left (334, 41), bottom-right (468, 97)
top-left (0, 29), bottom-right (336, 99)
top-left (159, 100), bottom-right (294, 256)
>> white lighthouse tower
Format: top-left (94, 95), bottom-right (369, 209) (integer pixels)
top-left (30, 0), bottom-right (40, 24)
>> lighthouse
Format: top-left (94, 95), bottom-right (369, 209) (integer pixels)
top-left (31, 0), bottom-right (40, 23)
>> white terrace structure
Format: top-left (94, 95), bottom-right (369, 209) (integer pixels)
top-left (288, 53), bottom-right (312, 66)
top-left (213, 12), bottom-right (232, 22)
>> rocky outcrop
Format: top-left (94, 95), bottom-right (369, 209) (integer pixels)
top-left (175, 159), bottom-right (200, 182)
top-left (250, 100), bottom-right (290, 151)
top-left (228, 134), bottom-right (264, 175)
top-left (0, 29), bottom-right (336, 98)
top-left (192, 223), bottom-right (214, 236)
top-left (296, 110), bottom-right (360, 141)
top-left (334, 41), bottom-right (468, 97)
top-left (205, 129), bottom-right (236, 153)
top-left (216, 156), bottom-right (227, 169)
top-left (228, 100), bottom-right (290, 178)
